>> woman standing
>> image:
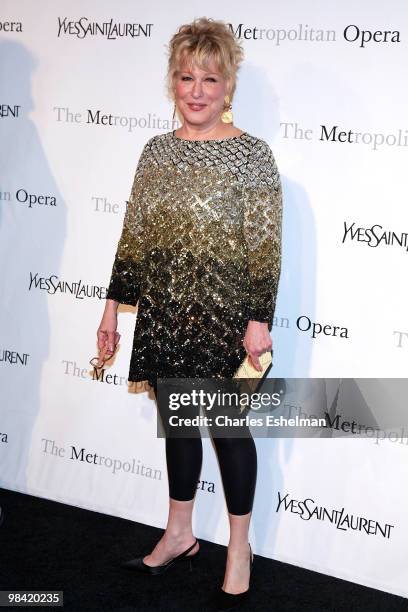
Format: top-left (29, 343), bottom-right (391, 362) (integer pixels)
top-left (97, 17), bottom-right (282, 611)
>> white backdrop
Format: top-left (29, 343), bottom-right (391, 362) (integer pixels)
top-left (1, 0), bottom-right (407, 600)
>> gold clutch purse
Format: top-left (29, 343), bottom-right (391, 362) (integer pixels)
top-left (233, 350), bottom-right (273, 412)
top-left (234, 350), bottom-right (273, 380)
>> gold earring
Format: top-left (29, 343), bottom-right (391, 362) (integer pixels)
top-left (221, 95), bottom-right (233, 123)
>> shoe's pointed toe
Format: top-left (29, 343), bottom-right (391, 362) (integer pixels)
top-left (120, 556), bottom-right (145, 571)
top-left (215, 587), bottom-right (249, 611)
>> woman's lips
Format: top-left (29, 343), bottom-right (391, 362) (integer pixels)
top-left (187, 103), bottom-right (206, 111)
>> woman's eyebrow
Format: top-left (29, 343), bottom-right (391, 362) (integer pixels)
top-left (179, 70), bottom-right (220, 76)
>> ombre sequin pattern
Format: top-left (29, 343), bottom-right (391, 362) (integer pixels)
top-left (106, 130), bottom-right (282, 386)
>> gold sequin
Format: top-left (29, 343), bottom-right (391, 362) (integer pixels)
top-left (107, 131), bottom-right (282, 386)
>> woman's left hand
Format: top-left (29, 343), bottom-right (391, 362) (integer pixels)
top-left (243, 321), bottom-right (273, 371)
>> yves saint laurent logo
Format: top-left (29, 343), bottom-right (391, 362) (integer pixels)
top-left (57, 17), bottom-right (153, 39)
top-left (342, 222), bottom-right (408, 252)
top-left (29, 273), bottom-right (107, 300)
top-left (277, 492), bottom-right (394, 538)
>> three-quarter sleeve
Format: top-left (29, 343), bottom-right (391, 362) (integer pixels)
top-left (106, 140), bottom-right (152, 306)
top-left (242, 139), bottom-right (283, 330)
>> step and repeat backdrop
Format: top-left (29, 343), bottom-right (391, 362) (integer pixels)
top-left (1, 0), bottom-right (407, 600)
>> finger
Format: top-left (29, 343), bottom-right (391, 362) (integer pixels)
top-left (97, 330), bottom-right (108, 351)
top-left (97, 344), bottom-right (108, 367)
top-left (249, 353), bottom-right (262, 372)
top-left (106, 331), bottom-right (116, 355)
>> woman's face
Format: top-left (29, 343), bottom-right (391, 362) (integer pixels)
top-left (173, 57), bottom-right (231, 129)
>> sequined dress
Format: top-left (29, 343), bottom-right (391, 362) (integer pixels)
top-left (106, 130), bottom-right (282, 387)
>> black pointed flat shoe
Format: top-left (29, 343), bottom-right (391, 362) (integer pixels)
top-left (120, 537), bottom-right (200, 575)
top-left (215, 542), bottom-right (254, 611)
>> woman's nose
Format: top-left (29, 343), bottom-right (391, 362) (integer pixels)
top-left (191, 80), bottom-right (203, 97)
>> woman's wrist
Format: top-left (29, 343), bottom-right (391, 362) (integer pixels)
top-left (104, 298), bottom-right (119, 314)
top-left (248, 320), bottom-right (269, 326)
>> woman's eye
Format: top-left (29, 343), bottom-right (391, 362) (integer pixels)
top-left (180, 76), bottom-right (217, 82)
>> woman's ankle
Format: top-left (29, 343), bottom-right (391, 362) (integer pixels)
top-left (227, 540), bottom-right (250, 555)
top-left (164, 528), bottom-right (195, 541)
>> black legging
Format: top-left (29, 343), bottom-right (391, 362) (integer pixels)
top-left (153, 380), bottom-right (257, 516)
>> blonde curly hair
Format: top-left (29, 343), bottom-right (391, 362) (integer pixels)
top-left (166, 17), bottom-right (244, 102)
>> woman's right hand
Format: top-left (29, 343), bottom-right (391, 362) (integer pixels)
top-left (97, 300), bottom-right (120, 362)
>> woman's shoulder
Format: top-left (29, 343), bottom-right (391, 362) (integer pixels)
top-left (242, 135), bottom-right (280, 187)
top-left (243, 133), bottom-right (275, 154)
top-left (138, 132), bottom-right (175, 158)
top-left (144, 131), bottom-right (172, 146)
